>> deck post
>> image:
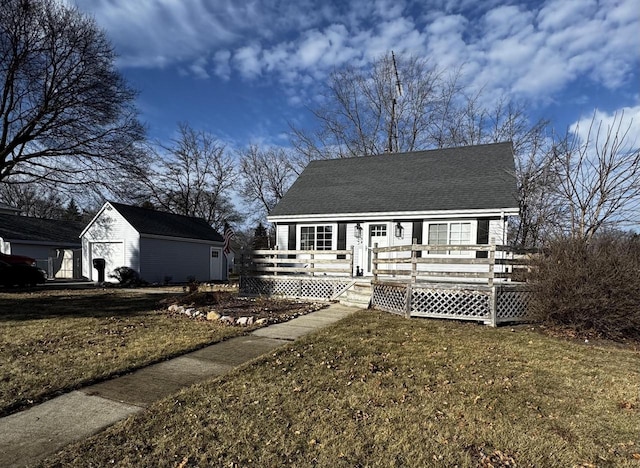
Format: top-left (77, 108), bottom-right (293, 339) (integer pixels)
top-left (310, 252), bottom-right (314, 277)
top-left (488, 240), bottom-right (496, 288)
top-left (489, 285), bottom-right (498, 327)
top-left (411, 238), bottom-right (418, 285)
top-left (272, 247), bottom-right (277, 277)
top-left (373, 242), bottom-right (379, 282)
top-left (404, 239), bottom-right (418, 318)
top-left (350, 245), bottom-right (355, 277)
top-left (488, 240), bottom-right (497, 326)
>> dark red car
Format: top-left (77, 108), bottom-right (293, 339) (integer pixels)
top-left (0, 252), bottom-right (37, 267)
top-left (0, 260), bottom-right (46, 287)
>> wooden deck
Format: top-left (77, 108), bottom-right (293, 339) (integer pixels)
top-left (239, 243), bottom-right (535, 326)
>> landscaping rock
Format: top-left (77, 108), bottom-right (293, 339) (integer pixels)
top-left (160, 290), bottom-right (328, 325)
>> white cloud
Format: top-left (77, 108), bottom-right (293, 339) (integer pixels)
top-left (233, 44), bottom-right (263, 79)
top-left (570, 105), bottom-right (640, 150)
top-left (481, 5), bottom-right (535, 41)
top-left (74, 0), bottom-right (239, 68)
top-left (463, 0), bottom-right (640, 100)
top-left (537, 0), bottom-right (597, 31)
top-left (74, 0), bottom-right (639, 114)
top-left (296, 30), bottom-right (333, 68)
top-left (188, 57), bottom-right (210, 79)
top-left (212, 50), bottom-right (231, 80)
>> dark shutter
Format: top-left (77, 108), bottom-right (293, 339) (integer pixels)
top-left (288, 224), bottom-right (296, 259)
top-left (412, 220), bottom-right (423, 257)
top-left (476, 218), bottom-right (490, 258)
top-left (337, 223), bottom-right (346, 259)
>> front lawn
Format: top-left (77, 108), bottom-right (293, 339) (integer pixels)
top-left (41, 310), bottom-right (640, 467)
top-left (0, 287), bottom-right (318, 416)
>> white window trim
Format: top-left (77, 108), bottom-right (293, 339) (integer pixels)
top-left (298, 224), bottom-right (335, 250)
top-left (424, 221), bottom-right (477, 257)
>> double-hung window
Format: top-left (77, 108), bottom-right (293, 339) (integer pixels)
top-left (427, 222), bottom-right (472, 255)
top-left (300, 225), bottom-right (333, 250)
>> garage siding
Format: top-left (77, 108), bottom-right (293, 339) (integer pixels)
top-left (81, 206), bottom-right (140, 280)
top-left (139, 237), bottom-right (214, 284)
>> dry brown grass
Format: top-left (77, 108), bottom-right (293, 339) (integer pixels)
top-left (0, 287), bottom-right (316, 416)
top-left (42, 310), bottom-right (640, 467)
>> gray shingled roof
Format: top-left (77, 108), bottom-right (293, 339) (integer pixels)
top-left (269, 142), bottom-right (519, 217)
top-left (0, 214), bottom-right (83, 245)
top-left (110, 202), bottom-right (224, 242)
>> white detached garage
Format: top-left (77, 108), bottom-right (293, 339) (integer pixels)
top-left (81, 202), bottom-right (227, 283)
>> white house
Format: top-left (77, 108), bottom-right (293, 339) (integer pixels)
top-left (0, 214), bottom-right (83, 278)
top-left (267, 142), bottom-right (520, 277)
top-left (81, 202), bottom-right (227, 283)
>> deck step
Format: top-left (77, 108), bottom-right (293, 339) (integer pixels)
top-left (339, 281), bottom-right (372, 309)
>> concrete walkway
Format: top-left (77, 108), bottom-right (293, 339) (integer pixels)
top-left (0, 304), bottom-right (358, 468)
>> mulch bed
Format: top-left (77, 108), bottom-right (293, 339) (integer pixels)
top-left (159, 291), bottom-right (328, 324)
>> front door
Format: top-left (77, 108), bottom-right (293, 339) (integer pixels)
top-left (366, 223), bottom-right (389, 275)
top-left (210, 247), bottom-right (223, 281)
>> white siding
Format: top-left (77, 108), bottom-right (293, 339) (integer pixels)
top-left (489, 219), bottom-right (506, 245)
top-left (139, 237), bottom-right (218, 283)
top-left (276, 224), bottom-right (288, 250)
top-left (90, 241), bottom-right (125, 281)
top-left (345, 222), bottom-right (361, 276)
top-left (272, 217), bottom-right (510, 280)
top-left (81, 205), bottom-right (139, 281)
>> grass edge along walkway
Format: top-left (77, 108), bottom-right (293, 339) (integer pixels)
top-left (0, 304), bottom-right (357, 468)
top-left (40, 310), bottom-right (640, 467)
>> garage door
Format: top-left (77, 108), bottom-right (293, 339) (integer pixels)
top-left (90, 242), bottom-right (125, 282)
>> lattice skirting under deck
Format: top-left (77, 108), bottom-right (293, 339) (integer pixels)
top-left (495, 286), bottom-right (533, 323)
top-left (410, 287), bottom-right (491, 320)
top-left (371, 282), bottom-right (534, 324)
top-left (371, 282), bottom-right (407, 315)
top-left (240, 276), bottom-right (352, 300)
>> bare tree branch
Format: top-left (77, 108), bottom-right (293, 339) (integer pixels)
top-left (553, 111), bottom-right (640, 240)
top-left (237, 145), bottom-right (296, 219)
top-left (130, 123), bottom-right (240, 230)
top-left (0, 0), bottom-right (145, 187)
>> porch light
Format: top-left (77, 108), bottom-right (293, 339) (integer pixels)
top-left (395, 222), bottom-right (404, 238)
top-left (354, 223), bottom-right (363, 239)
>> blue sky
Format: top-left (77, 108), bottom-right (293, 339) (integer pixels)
top-left (72, 0), bottom-right (640, 150)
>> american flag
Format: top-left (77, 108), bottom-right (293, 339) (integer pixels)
top-left (223, 223), bottom-right (234, 255)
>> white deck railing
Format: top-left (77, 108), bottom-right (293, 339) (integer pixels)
top-left (371, 243), bottom-right (533, 286)
top-left (240, 248), bottom-right (354, 276)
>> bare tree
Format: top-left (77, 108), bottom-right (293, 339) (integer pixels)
top-left (465, 99), bottom-right (562, 248)
top-left (134, 123), bottom-right (240, 230)
top-left (290, 52), bottom-right (559, 246)
top-left (290, 53), bottom-right (445, 168)
top-left (552, 111), bottom-right (640, 240)
top-left (0, 181), bottom-right (64, 218)
top-left (237, 145), bottom-right (296, 218)
top-left (0, 0), bottom-right (144, 185)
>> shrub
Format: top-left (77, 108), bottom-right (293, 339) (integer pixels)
top-left (529, 233), bottom-right (640, 341)
top-left (109, 266), bottom-right (146, 287)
